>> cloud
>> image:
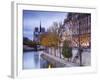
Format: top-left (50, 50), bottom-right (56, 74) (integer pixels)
top-left (23, 10), bottom-right (67, 40)
top-left (23, 31), bottom-right (33, 40)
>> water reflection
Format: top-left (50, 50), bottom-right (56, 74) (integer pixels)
top-left (23, 51), bottom-right (48, 69)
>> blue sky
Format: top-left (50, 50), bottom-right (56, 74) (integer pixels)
top-left (23, 10), bottom-right (67, 40)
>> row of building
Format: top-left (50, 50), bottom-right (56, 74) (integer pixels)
top-left (62, 13), bottom-right (91, 48)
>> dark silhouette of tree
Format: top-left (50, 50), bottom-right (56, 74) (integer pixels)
top-left (62, 40), bottom-right (72, 61)
top-left (23, 37), bottom-right (36, 47)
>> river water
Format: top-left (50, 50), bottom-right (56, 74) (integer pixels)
top-left (23, 48), bottom-right (91, 69)
top-left (23, 51), bottom-right (49, 69)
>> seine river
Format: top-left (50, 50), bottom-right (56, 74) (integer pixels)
top-left (23, 51), bottom-right (49, 69)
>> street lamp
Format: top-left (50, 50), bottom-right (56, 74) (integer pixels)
top-left (78, 17), bottom-right (82, 66)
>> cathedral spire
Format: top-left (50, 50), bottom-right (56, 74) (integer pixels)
top-left (40, 21), bottom-right (42, 32)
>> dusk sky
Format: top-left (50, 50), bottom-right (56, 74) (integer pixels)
top-left (23, 10), bottom-right (68, 40)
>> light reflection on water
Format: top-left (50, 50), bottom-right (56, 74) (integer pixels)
top-left (23, 51), bottom-right (48, 69)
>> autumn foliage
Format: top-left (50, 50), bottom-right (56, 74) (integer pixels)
top-left (40, 32), bottom-right (60, 48)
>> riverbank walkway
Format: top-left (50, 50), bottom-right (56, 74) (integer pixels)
top-left (41, 52), bottom-right (80, 67)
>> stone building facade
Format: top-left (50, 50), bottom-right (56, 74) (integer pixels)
top-left (33, 22), bottom-right (45, 42)
top-left (63, 13), bottom-right (91, 48)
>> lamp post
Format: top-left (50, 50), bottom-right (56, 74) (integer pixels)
top-left (78, 18), bottom-right (82, 66)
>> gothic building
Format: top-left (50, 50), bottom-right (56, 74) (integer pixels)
top-left (33, 22), bottom-right (45, 42)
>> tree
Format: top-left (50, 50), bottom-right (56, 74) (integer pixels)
top-left (47, 22), bottom-right (63, 56)
top-left (40, 33), bottom-right (59, 47)
top-left (23, 37), bottom-right (37, 47)
top-left (47, 22), bottom-right (59, 34)
top-left (62, 40), bottom-right (72, 61)
top-left (40, 32), bottom-right (60, 55)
